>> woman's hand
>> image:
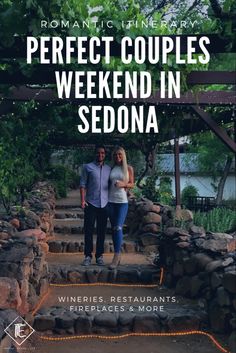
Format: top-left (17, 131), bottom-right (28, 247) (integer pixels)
top-left (115, 180), bottom-right (127, 188)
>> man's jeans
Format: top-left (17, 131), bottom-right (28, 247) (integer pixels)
top-left (84, 203), bottom-right (107, 258)
top-left (108, 202), bottom-right (128, 253)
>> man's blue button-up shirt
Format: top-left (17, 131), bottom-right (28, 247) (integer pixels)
top-left (80, 162), bottom-right (111, 208)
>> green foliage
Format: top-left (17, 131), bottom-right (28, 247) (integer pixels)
top-left (142, 174), bottom-right (174, 204)
top-left (181, 185), bottom-right (199, 206)
top-left (44, 164), bottom-right (79, 198)
top-left (131, 185), bottom-right (143, 200)
top-left (142, 172), bottom-right (159, 202)
top-left (158, 177), bottom-right (174, 205)
top-left (193, 207), bottom-right (236, 233)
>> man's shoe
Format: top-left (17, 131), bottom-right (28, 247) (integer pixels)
top-left (82, 256), bottom-right (92, 266)
top-left (96, 256), bottom-right (105, 266)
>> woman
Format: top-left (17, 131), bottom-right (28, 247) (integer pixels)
top-left (108, 146), bottom-right (134, 269)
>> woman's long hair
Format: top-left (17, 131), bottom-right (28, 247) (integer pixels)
top-left (112, 146), bottom-right (129, 182)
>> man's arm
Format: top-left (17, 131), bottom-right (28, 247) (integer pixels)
top-left (79, 165), bottom-right (88, 209)
top-left (80, 187), bottom-right (88, 209)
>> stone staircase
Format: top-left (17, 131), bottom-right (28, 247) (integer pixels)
top-left (29, 190), bottom-right (225, 353)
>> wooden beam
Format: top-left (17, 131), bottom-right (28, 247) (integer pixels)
top-left (174, 138), bottom-right (181, 207)
top-left (2, 86), bottom-right (235, 105)
top-left (192, 106), bottom-right (236, 153)
top-left (0, 71), bottom-right (235, 85)
top-left (186, 71), bottom-right (236, 85)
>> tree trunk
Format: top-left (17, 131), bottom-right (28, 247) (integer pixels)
top-left (216, 156), bottom-right (232, 205)
top-left (137, 144), bottom-right (158, 188)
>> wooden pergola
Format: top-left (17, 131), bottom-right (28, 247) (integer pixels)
top-left (0, 34), bottom-right (235, 205)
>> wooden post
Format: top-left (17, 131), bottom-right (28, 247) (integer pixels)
top-left (174, 138), bottom-right (181, 208)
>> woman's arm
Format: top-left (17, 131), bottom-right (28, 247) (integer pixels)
top-left (115, 165), bottom-right (135, 189)
top-left (126, 165), bottom-right (135, 188)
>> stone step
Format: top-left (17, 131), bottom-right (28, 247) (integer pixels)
top-left (55, 209), bottom-right (84, 220)
top-left (53, 219), bottom-right (114, 235)
top-left (33, 285), bottom-right (208, 335)
top-left (49, 264), bottom-right (160, 285)
top-left (48, 235), bottom-right (139, 254)
top-left (47, 253), bottom-right (159, 284)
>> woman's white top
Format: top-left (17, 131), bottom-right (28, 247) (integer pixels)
top-left (108, 165), bottom-right (128, 203)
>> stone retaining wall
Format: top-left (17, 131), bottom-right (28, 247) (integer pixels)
top-left (159, 225), bottom-right (236, 352)
top-left (126, 198), bottom-right (174, 253)
top-left (0, 182), bottom-right (56, 347)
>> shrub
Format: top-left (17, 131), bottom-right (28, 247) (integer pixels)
top-left (158, 177), bottom-right (174, 205)
top-left (181, 185), bottom-right (199, 207)
top-left (142, 173), bottom-right (159, 202)
top-left (193, 207), bottom-right (236, 233)
top-left (44, 164), bottom-right (79, 198)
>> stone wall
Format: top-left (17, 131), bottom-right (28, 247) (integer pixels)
top-left (0, 182), bottom-right (56, 347)
top-left (159, 226), bottom-right (236, 352)
top-left (126, 198), bottom-right (174, 253)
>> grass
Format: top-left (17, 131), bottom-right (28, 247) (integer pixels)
top-left (193, 207), bottom-right (236, 233)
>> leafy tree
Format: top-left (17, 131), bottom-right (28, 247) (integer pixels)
top-left (188, 128), bottom-right (234, 205)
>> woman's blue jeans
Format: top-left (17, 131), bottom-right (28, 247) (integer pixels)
top-left (108, 202), bottom-right (128, 253)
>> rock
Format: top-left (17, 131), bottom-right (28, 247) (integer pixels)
top-left (139, 233), bottom-right (160, 246)
top-left (177, 242), bottom-right (190, 248)
top-left (143, 213), bottom-right (162, 225)
top-left (86, 270), bottom-right (99, 283)
top-left (56, 315), bottom-right (75, 329)
top-left (74, 316), bottom-right (92, 334)
top-left (190, 275), bottom-right (204, 297)
top-left (167, 309), bottom-right (203, 331)
top-left (227, 239), bottom-right (236, 253)
top-left (175, 277), bottom-right (191, 296)
top-left (9, 218), bottom-right (20, 229)
top-left (0, 232), bottom-right (10, 240)
top-left (133, 314), bottom-right (161, 332)
top-left (191, 253), bottom-right (213, 271)
top-left (222, 271), bottom-right (236, 294)
top-left (222, 257), bottom-right (234, 267)
top-left (136, 201), bottom-right (153, 214)
top-left (140, 270), bottom-right (158, 284)
top-left (205, 260), bottom-right (223, 273)
top-left (34, 315), bottom-right (55, 331)
top-left (210, 232), bottom-right (233, 240)
top-left (151, 205), bottom-right (161, 214)
top-left (119, 312), bottom-right (135, 326)
top-left (67, 271), bottom-right (84, 283)
top-left (17, 229), bottom-right (46, 241)
top-left (141, 223), bottom-right (160, 234)
top-left (198, 239), bottom-right (233, 253)
top-left (173, 262), bottom-right (184, 277)
top-left (190, 225), bottom-right (205, 237)
top-left (229, 331), bottom-right (236, 353)
top-left (116, 269), bottom-right (139, 283)
top-left (94, 313), bottom-right (117, 327)
top-left (98, 270), bottom-right (109, 283)
top-left (216, 286), bottom-right (231, 306)
top-left (0, 221), bottom-right (16, 237)
top-left (67, 242), bottom-right (79, 253)
top-left (209, 303), bottom-right (231, 333)
top-left (211, 272), bottom-right (222, 290)
top-left (142, 245), bottom-right (159, 253)
top-left (175, 209), bottom-right (193, 222)
top-left (48, 241), bottom-right (62, 253)
top-left (123, 242), bottom-right (136, 253)
top-left (0, 277), bottom-right (22, 310)
top-left (39, 242), bottom-right (49, 254)
top-left (230, 318), bottom-right (236, 330)
top-left (164, 227), bottom-right (189, 238)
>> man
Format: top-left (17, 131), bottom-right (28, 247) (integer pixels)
top-left (80, 145), bottom-right (111, 266)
